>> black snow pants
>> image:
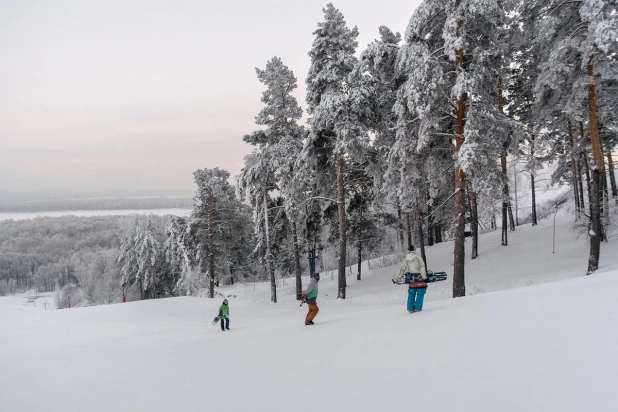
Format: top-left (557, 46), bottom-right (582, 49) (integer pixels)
top-left (220, 317), bottom-right (230, 331)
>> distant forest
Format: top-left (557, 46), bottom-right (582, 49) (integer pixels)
top-left (0, 215), bottom-right (169, 305)
top-left (0, 197), bottom-right (192, 213)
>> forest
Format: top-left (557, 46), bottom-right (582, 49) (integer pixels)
top-left (1, 0), bottom-right (616, 307)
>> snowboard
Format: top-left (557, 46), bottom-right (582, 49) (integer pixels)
top-left (212, 316), bottom-right (220, 326)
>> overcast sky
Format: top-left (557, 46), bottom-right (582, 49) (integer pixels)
top-left (0, 0), bottom-right (421, 200)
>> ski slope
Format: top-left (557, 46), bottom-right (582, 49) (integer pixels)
top-left (1, 215), bottom-right (617, 411)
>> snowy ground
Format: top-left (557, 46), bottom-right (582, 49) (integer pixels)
top-left (1, 213), bottom-right (617, 411)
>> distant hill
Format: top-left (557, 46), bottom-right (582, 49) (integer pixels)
top-left (0, 196), bottom-right (193, 213)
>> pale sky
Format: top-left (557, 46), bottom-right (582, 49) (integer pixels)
top-left (0, 0), bottom-right (421, 200)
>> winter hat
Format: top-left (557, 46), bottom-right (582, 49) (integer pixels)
top-left (408, 244), bottom-right (415, 252)
top-left (223, 299), bottom-right (228, 305)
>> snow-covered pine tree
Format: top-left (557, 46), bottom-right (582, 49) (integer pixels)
top-left (394, 0), bottom-right (506, 297)
top-left (191, 168), bottom-right (242, 298)
top-left (117, 218), bottom-right (162, 299)
top-left (303, 3), bottom-right (371, 299)
top-left (534, 0), bottom-right (618, 273)
top-left (356, 27), bottom-right (408, 254)
top-left (238, 56), bottom-right (305, 302)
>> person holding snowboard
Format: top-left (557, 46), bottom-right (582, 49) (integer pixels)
top-left (301, 273), bottom-right (320, 325)
top-left (218, 299), bottom-right (230, 331)
top-left (393, 245), bottom-right (428, 313)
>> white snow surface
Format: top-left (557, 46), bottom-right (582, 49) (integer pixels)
top-left (1, 214), bottom-right (617, 411)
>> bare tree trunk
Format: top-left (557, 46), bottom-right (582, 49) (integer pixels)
top-left (357, 241), bottom-right (362, 281)
top-left (531, 172), bottom-right (537, 226)
top-left (453, 16), bottom-right (467, 298)
top-left (513, 155), bottom-right (520, 226)
top-left (568, 120), bottom-right (581, 218)
top-left (357, 202), bottom-right (363, 281)
top-left (397, 201), bottom-right (405, 252)
top-left (501, 157), bottom-right (509, 244)
top-left (470, 187), bottom-right (479, 260)
top-left (207, 190), bottom-right (215, 299)
top-left (415, 204), bottom-right (427, 270)
top-left (586, 57), bottom-right (602, 274)
top-left (588, 167), bottom-right (602, 274)
top-left (406, 212), bottom-right (412, 250)
top-left (292, 220), bottom-right (302, 300)
top-left (601, 159), bottom-right (609, 242)
top-left (578, 156), bottom-right (586, 211)
top-left (263, 190), bottom-right (277, 303)
top-left (427, 193), bottom-right (434, 246)
top-left (336, 153), bottom-right (347, 299)
top-left (499, 76), bottom-right (515, 233)
top-left (607, 147), bottom-right (617, 201)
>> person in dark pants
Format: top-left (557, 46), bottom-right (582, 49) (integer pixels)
top-left (219, 299), bottom-right (230, 331)
top-left (301, 273), bottom-right (319, 325)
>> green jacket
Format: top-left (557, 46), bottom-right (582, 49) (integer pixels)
top-left (305, 278), bottom-right (318, 301)
top-left (218, 303), bottom-right (229, 319)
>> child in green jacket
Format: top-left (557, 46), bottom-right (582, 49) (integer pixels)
top-left (218, 299), bottom-right (230, 331)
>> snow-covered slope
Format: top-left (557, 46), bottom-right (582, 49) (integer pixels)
top-left (219, 211), bottom-right (614, 306)
top-left (1, 214), bottom-right (617, 412)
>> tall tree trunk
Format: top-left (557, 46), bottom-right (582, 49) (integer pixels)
top-left (607, 147), bottom-right (617, 201)
top-left (357, 241), bottom-right (362, 281)
top-left (469, 187), bottom-right (479, 260)
top-left (588, 167), bottom-right (602, 274)
top-left (568, 120), bottom-right (581, 218)
top-left (600, 164), bottom-right (609, 242)
top-left (586, 57), bottom-right (602, 273)
top-left (582, 146), bottom-right (593, 212)
top-left (406, 212), bottom-right (412, 250)
top-left (415, 204), bottom-right (427, 270)
top-left (263, 190), bottom-right (277, 303)
top-left (513, 155), bottom-right (520, 226)
top-left (531, 172), bottom-right (537, 226)
top-left (397, 201), bottom-right (405, 252)
top-left (578, 155), bottom-right (586, 211)
top-left (427, 192), bottom-right (434, 246)
top-left (292, 220), bottom-right (302, 300)
top-left (336, 153), bottom-right (347, 299)
top-left (453, 17), bottom-right (467, 298)
top-left (207, 190), bottom-right (215, 299)
top-left (357, 202), bottom-right (363, 281)
top-left (530, 137), bottom-right (538, 226)
top-left (501, 156), bottom-right (509, 244)
top-left (499, 75), bottom-right (515, 234)
top-left (499, 75), bottom-right (509, 244)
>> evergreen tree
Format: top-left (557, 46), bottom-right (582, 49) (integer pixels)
top-left (303, 3), bottom-right (371, 299)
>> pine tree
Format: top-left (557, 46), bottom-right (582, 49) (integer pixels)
top-left (303, 3), bottom-right (370, 299)
top-left (238, 56), bottom-right (305, 302)
top-left (534, 0), bottom-right (617, 273)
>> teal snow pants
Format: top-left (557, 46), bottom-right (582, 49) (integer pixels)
top-left (407, 287), bottom-right (426, 312)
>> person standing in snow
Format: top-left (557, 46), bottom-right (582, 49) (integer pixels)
top-left (219, 299), bottom-right (230, 331)
top-left (301, 273), bottom-right (320, 325)
top-left (393, 245), bottom-right (428, 313)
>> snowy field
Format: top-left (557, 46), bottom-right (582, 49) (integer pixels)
top-left (0, 208), bottom-right (192, 221)
top-left (1, 213), bottom-right (617, 411)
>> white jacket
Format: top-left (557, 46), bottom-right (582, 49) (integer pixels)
top-left (392, 252), bottom-right (427, 282)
